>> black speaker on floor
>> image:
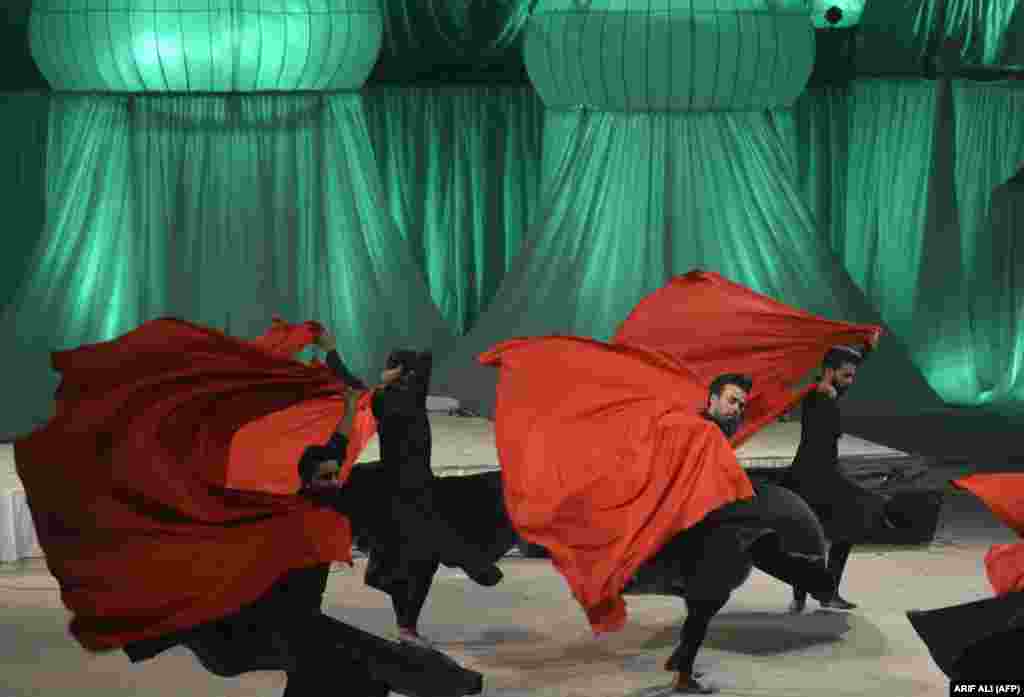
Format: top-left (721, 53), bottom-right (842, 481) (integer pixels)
top-left (849, 460), bottom-right (946, 545)
top-left (755, 460), bottom-right (946, 546)
top-left (862, 490), bottom-right (945, 545)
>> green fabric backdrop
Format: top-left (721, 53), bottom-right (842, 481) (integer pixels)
top-left (0, 94), bottom-right (48, 314)
top-left (789, 78), bottom-right (1024, 409)
top-left (433, 105), bottom-right (942, 420)
top-left (3, 79), bottom-right (1024, 436)
top-left (363, 86), bottom-right (543, 334)
top-left (0, 93), bottom-right (454, 437)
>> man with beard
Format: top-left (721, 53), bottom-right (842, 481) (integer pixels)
top-left (701, 373), bottom-right (750, 438)
top-left (783, 346), bottom-right (894, 612)
top-left (625, 372), bottom-right (837, 694)
top-left (15, 317), bottom-right (484, 697)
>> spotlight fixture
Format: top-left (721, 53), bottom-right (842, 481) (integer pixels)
top-left (811, 0), bottom-right (864, 29)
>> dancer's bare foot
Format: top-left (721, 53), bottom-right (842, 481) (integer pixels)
top-left (673, 673), bottom-right (716, 694)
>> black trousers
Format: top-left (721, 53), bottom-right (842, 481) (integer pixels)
top-left (269, 566), bottom-right (389, 697)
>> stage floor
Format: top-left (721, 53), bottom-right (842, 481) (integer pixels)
top-left (0, 414), bottom-right (1015, 695)
top-left (0, 490), bottom-right (1017, 696)
top-left (350, 416), bottom-right (910, 474)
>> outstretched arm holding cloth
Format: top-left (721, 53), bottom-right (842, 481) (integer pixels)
top-left (14, 317), bottom-right (482, 697)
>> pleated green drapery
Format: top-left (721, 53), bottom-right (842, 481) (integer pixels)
top-left (433, 0), bottom-right (941, 420)
top-left (363, 86), bottom-right (544, 334)
top-left (954, 82), bottom-right (1024, 407)
top-left (0, 94), bottom-right (48, 313)
top-left (789, 78), bottom-right (1024, 410)
top-left (0, 93), bottom-right (454, 438)
top-left (857, 0), bottom-right (1022, 74)
top-left (371, 0), bottom-right (532, 82)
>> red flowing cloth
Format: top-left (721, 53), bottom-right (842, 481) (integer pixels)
top-left (480, 271), bottom-right (882, 633)
top-left (952, 474), bottom-right (1024, 596)
top-left (480, 337), bottom-right (752, 633)
top-left (14, 318), bottom-right (375, 650)
top-left (239, 316), bottom-right (377, 494)
top-left (613, 270), bottom-right (883, 447)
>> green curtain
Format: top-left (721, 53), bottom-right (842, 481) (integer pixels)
top-left (841, 80), bottom-right (939, 341)
top-left (0, 93), bottom-right (454, 439)
top-left (371, 0), bottom-right (532, 82)
top-left (0, 94), bottom-right (48, 312)
top-left (363, 86), bottom-right (543, 334)
top-left (952, 80), bottom-right (1024, 407)
top-left (788, 87), bottom-right (849, 258)
top-left (857, 0), bottom-right (1022, 74)
top-left (801, 78), bottom-right (1024, 409)
top-left (434, 106), bottom-right (941, 419)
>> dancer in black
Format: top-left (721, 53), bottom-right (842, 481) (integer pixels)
top-left (624, 374), bottom-right (837, 694)
top-left (365, 349), bottom-right (508, 644)
top-left (783, 345), bottom-right (919, 612)
top-left (310, 336), bottom-right (513, 646)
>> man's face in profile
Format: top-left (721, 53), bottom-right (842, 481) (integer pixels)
top-left (828, 362), bottom-right (857, 398)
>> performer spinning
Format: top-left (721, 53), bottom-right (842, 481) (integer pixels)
top-left (364, 348), bottom-right (506, 645)
top-left (478, 270), bottom-right (885, 695)
top-left (13, 317), bottom-right (484, 697)
top-left (627, 373), bottom-right (837, 694)
top-left (306, 336), bottom-right (511, 646)
top-left (783, 345), bottom-right (895, 612)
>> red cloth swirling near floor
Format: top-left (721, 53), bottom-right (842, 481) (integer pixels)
top-left (953, 474), bottom-right (1024, 596)
top-left (480, 271), bottom-right (882, 633)
top-left (14, 318), bottom-right (375, 651)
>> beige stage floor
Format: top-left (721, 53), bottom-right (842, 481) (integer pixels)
top-left (352, 417), bottom-right (907, 474)
top-left (0, 415), bottom-right (1017, 695)
top-left (0, 494), bottom-right (1018, 697)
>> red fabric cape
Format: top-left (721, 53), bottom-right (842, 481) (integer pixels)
top-left (613, 270), bottom-right (882, 447)
top-left (480, 337), bottom-right (754, 633)
top-left (952, 474), bottom-right (1024, 596)
top-left (480, 271), bottom-right (882, 633)
top-left (14, 318), bottom-right (375, 650)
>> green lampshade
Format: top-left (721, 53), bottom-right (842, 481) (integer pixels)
top-left (523, 0), bottom-right (816, 112)
top-left (29, 0), bottom-right (383, 93)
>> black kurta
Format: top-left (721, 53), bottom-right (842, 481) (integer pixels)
top-left (783, 390), bottom-right (888, 542)
top-left (366, 373), bottom-right (504, 588)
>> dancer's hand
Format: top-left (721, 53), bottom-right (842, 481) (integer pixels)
top-left (380, 366), bottom-right (403, 386)
top-left (307, 460), bottom-right (342, 489)
top-left (816, 382), bottom-right (838, 399)
top-left (316, 330), bottom-right (337, 352)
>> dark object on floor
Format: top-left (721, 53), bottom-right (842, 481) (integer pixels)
top-left (907, 590), bottom-right (1024, 680)
top-left (517, 539), bottom-right (550, 559)
top-left (767, 457), bottom-right (946, 545)
top-left (125, 566), bottom-right (485, 697)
